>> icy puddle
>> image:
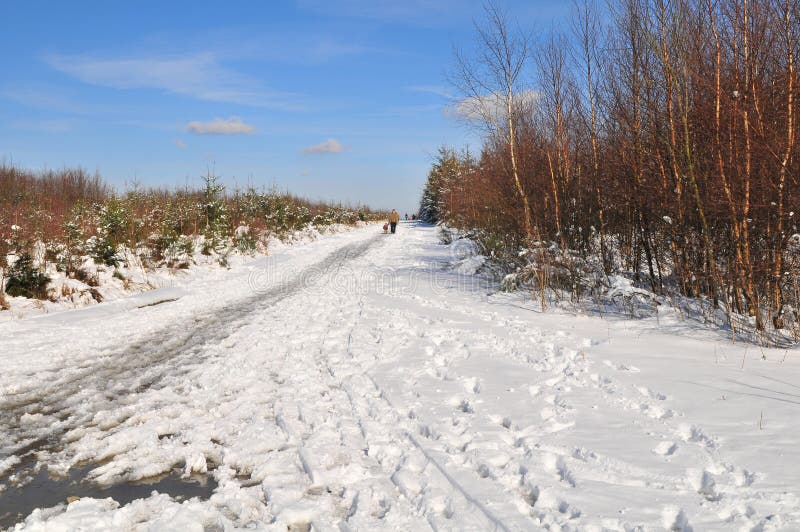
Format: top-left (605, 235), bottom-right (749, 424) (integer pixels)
top-left (0, 464), bottom-right (217, 529)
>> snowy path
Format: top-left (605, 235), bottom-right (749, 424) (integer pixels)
top-left (1, 222), bottom-right (799, 531)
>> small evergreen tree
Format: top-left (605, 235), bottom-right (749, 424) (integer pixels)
top-left (200, 172), bottom-right (230, 261)
top-left (5, 252), bottom-right (50, 299)
top-left (61, 202), bottom-right (90, 273)
top-left (87, 198), bottom-right (128, 266)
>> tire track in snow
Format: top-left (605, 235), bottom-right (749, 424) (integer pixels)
top-left (0, 234), bottom-right (382, 482)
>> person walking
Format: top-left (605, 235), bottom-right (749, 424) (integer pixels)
top-left (389, 209), bottom-right (400, 234)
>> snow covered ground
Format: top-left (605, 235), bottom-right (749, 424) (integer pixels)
top-left (1, 222), bottom-right (799, 531)
top-left (0, 223), bottom-right (361, 322)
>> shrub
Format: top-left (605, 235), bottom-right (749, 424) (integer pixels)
top-left (87, 235), bottom-right (119, 266)
top-left (171, 238), bottom-right (194, 268)
top-left (5, 253), bottom-right (50, 299)
top-left (73, 267), bottom-right (99, 286)
top-left (234, 226), bottom-right (257, 254)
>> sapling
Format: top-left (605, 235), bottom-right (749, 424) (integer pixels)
top-left (5, 252), bottom-right (50, 299)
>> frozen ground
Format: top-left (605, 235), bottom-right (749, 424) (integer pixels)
top-left (1, 222), bottom-right (799, 531)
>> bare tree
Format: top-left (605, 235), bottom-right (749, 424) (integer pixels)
top-left (572, 0), bottom-right (610, 272)
top-left (451, 2), bottom-right (535, 242)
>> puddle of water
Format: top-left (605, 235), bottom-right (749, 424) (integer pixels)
top-left (0, 464), bottom-right (217, 529)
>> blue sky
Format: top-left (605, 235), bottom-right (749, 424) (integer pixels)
top-left (0, 0), bottom-right (570, 213)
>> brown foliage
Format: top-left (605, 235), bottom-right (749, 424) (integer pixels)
top-left (435, 0), bottom-right (799, 331)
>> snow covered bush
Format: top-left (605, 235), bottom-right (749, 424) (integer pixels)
top-left (500, 243), bottom-right (607, 299)
top-left (234, 225), bottom-right (257, 254)
top-left (4, 252), bottom-right (50, 299)
top-left (165, 235), bottom-right (195, 268)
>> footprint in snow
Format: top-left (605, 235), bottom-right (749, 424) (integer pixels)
top-left (637, 401), bottom-right (675, 420)
top-left (447, 396), bottom-right (474, 414)
top-left (662, 505), bottom-right (692, 531)
top-left (461, 376), bottom-right (481, 394)
top-left (686, 468), bottom-right (721, 501)
top-left (531, 487), bottom-right (582, 519)
top-left (677, 423), bottom-right (717, 448)
top-left (489, 414), bottom-right (514, 429)
top-left (653, 441), bottom-right (678, 456)
top-left (603, 359), bottom-right (641, 372)
top-left (541, 453), bottom-right (577, 487)
top-left (636, 385), bottom-right (668, 400)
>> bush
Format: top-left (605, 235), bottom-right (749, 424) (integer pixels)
top-left (170, 235), bottom-right (195, 267)
top-left (73, 267), bottom-right (99, 286)
top-left (234, 226), bottom-right (257, 254)
top-left (87, 235), bottom-right (119, 266)
top-left (5, 253), bottom-right (50, 299)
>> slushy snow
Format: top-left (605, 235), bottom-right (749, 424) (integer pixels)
top-left (1, 222), bottom-right (799, 531)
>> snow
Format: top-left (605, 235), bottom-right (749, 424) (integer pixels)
top-left (1, 221), bottom-right (799, 531)
top-left (0, 222), bottom-right (360, 322)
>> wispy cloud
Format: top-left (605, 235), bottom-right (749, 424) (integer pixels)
top-left (0, 84), bottom-right (113, 115)
top-left (175, 139), bottom-right (188, 148)
top-left (11, 119), bottom-right (75, 133)
top-left (186, 117), bottom-right (256, 135)
top-left (307, 40), bottom-right (372, 62)
top-left (44, 52), bottom-right (305, 110)
top-left (406, 85), bottom-right (454, 99)
top-left (445, 90), bottom-right (541, 123)
top-left (302, 138), bottom-right (344, 154)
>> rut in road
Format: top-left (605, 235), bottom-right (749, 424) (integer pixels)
top-left (0, 235), bottom-right (382, 480)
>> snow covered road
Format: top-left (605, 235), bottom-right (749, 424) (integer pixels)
top-left (1, 222), bottom-right (799, 530)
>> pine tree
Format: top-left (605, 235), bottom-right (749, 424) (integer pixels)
top-left (200, 172), bottom-right (230, 262)
top-left (419, 147), bottom-right (462, 223)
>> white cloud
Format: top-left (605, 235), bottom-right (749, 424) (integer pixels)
top-left (186, 117), bottom-right (256, 135)
top-left (302, 138), bottom-right (344, 154)
top-left (175, 139), bottom-right (188, 148)
top-left (446, 89), bottom-right (540, 123)
top-left (44, 53), bottom-right (304, 110)
top-left (406, 85), bottom-right (454, 99)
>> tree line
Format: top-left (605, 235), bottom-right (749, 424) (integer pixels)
top-left (421, 0), bottom-right (799, 334)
